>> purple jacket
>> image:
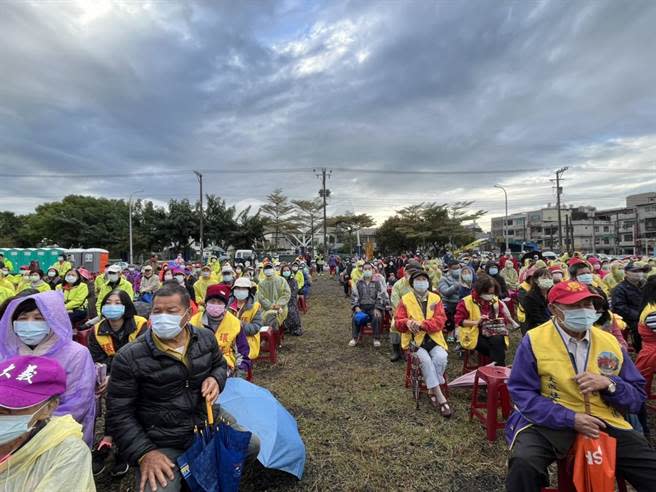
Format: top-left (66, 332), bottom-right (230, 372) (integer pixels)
top-left (0, 291), bottom-right (96, 446)
top-left (506, 332), bottom-right (646, 446)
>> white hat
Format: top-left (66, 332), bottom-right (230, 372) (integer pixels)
top-left (233, 277), bottom-right (252, 289)
top-left (107, 264), bottom-right (122, 274)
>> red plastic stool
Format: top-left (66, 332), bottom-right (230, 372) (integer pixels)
top-left (541, 458), bottom-right (627, 492)
top-left (469, 366), bottom-right (511, 441)
top-left (74, 327), bottom-right (92, 347)
top-left (357, 322), bottom-right (375, 343)
top-left (246, 366), bottom-right (253, 382)
top-left (257, 327), bottom-right (277, 364)
top-left (403, 351), bottom-right (449, 398)
top-left (462, 350), bottom-right (491, 375)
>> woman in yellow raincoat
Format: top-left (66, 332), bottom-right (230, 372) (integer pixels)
top-left (0, 355), bottom-right (95, 491)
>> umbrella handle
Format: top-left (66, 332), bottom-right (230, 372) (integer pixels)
top-left (583, 393), bottom-right (591, 415)
top-left (206, 398), bottom-right (214, 426)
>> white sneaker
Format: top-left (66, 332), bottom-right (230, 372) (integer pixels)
top-left (373, 340), bottom-right (381, 348)
top-left (348, 339), bottom-right (357, 347)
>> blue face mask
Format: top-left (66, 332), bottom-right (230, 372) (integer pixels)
top-left (150, 313), bottom-right (184, 340)
top-left (489, 268), bottom-right (499, 276)
top-left (450, 269), bottom-right (461, 279)
top-left (0, 403), bottom-right (46, 445)
top-left (576, 273), bottom-right (593, 285)
top-left (558, 307), bottom-right (600, 333)
top-left (102, 304), bottom-right (125, 320)
top-left (13, 321), bottom-right (49, 346)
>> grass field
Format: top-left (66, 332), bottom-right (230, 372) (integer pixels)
top-left (97, 276), bottom-right (653, 492)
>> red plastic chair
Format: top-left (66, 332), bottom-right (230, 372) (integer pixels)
top-left (257, 327), bottom-right (277, 364)
top-left (462, 350), bottom-right (491, 375)
top-left (404, 351), bottom-right (449, 399)
top-left (541, 458), bottom-right (627, 492)
top-left (74, 327), bottom-right (92, 347)
top-left (469, 365), bottom-right (512, 441)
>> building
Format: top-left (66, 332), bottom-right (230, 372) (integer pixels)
top-left (597, 192), bottom-right (656, 255)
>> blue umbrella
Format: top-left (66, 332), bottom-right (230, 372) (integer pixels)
top-left (218, 378), bottom-right (306, 479)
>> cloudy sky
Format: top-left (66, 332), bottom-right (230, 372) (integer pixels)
top-left (1, 0), bottom-right (656, 230)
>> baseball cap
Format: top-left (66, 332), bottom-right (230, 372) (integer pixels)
top-left (221, 265), bottom-right (234, 274)
top-left (205, 284), bottom-right (231, 303)
top-left (107, 264), bottom-right (122, 274)
top-left (625, 261), bottom-right (650, 273)
top-left (547, 280), bottom-right (601, 305)
top-left (233, 277), bottom-right (252, 289)
top-left (567, 257), bottom-right (587, 268)
top-left (0, 356), bottom-right (66, 410)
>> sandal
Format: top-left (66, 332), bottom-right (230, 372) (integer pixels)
top-left (439, 402), bottom-right (453, 419)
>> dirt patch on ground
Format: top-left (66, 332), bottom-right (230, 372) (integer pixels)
top-left (96, 276), bottom-right (653, 491)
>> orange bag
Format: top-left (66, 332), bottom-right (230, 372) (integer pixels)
top-left (570, 395), bottom-right (617, 492)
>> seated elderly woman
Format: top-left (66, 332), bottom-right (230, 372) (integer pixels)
top-left (505, 280), bottom-right (656, 492)
top-left (395, 270), bottom-right (452, 418)
top-left (456, 276), bottom-right (510, 367)
top-left (190, 284), bottom-right (251, 377)
top-left (0, 355), bottom-right (95, 490)
top-left (0, 291), bottom-right (96, 446)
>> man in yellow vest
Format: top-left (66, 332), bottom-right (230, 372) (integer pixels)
top-left (505, 280), bottom-right (656, 492)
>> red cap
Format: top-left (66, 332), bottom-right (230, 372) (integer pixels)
top-left (205, 283), bottom-right (230, 303)
top-left (547, 280), bottom-right (601, 305)
top-left (567, 257), bottom-right (586, 267)
top-left (548, 265), bottom-right (563, 274)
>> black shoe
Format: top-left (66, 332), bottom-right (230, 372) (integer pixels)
top-left (92, 447), bottom-right (110, 477)
top-left (390, 343), bottom-right (403, 362)
top-left (110, 460), bottom-right (130, 478)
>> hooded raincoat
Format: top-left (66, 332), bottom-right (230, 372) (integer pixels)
top-left (256, 275), bottom-right (291, 327)
top-left (0, 291), bottom-right (96, 446)
top-left (0, 415), bottom-right (95, 491)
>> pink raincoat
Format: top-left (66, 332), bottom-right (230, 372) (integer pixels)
top-left (0, 291), bottom-right (96, 446)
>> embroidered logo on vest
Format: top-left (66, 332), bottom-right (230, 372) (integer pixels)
top-left (596, 351), bottom-right (619, 376)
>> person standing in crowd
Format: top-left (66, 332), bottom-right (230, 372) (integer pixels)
top-left (0, 355), bottom-right (95, 490)
top-left (281, 264), bottom-right (303, 336)
top-left (0, 291), bottom-right (96, 446)
top-left (56, 268), bottom-right (89, 324)
top-left (349, 262), bottom-right (389, 348)
top-left (88, 289), bottom-right (148, 477)
top-left (612, 261), bottom-right (650, 353)
top-left (257, 262), bottom-right (291, 335)
top-left (505, 280), bottom-right (656, 492)
top-left (395, 270), bottom-right (452, 418)
top-left (456, 276), bottom-right (510, 367)
top-left (520, 267), bottom-right (553, 334)
top-left (107, 283), bottom-right (259, 492)
top-left (500, 260), bottom-right (519, 291)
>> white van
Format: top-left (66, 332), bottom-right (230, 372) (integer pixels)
top-left (235, 249), bottom-right (254, 261)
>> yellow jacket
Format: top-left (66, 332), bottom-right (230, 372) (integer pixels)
top-left (458, 295), bottom-right (509, 351)
top-left (527, 321), bottom-right (631, 430)
top-left (399, 291), bottom-right (447, 351)
top-left (193, 277), bottom-right (218, 305)
top-left (96, 278), bottom-right (134, 315)
top-left (294, 270), bottom-right (305, 291)
top-left (190, 311), bottom-right (242, 368)
top-left (0, 277), bottom-right (14, 293)
top-left (0, 285), bottom-right (14, 304)
top-left (234, 301), bottom-right (262, 360)
top-left (19, 281), bottom-right (51, 294)
top-left (50, 261), bottom-right (72, 277)
top-left (56, 283), bottom-right (89, 311)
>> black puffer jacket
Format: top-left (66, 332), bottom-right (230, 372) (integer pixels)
top-left (107, 325), bottom-right (227, 464)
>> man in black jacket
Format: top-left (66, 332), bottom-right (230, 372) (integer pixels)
top-left (107, 283), bottom-right (259, 492)
top-left (612, 261), bottom-right (650, 352)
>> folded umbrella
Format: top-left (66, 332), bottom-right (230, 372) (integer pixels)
top-left (218, 378), bottom-right (306, 479)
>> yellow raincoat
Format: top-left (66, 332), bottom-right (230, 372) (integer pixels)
top-left (604, 263), bottom-right (624, 293)
top-left (193, 277), bottom-right (218, 306)
top-left (56, 283), bottom-right (89, 311)
top-left (95, 278), bottom-right (134, 315)
top-left (49, 261), bottom-right (72, 277)
top-left (0, 415), bottom-right (95, 491)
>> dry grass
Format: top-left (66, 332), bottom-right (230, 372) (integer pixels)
top-left (97, 276), bottom-right (654, 492)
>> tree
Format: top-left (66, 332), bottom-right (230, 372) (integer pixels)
top-left (231, 207), bottom-right (268, 249)
top-left (164, 199), bottom-right (199, 256)
top-left (259, 189), bottom-right (299, 249)
top-left (328, 213), bottom-right (375, 254)
top-left (291, 199), bottom-right (323, 250)
top-left (203, 195), bottom-right (239, 250)
top-left (0, 212), bottom-right (27, 247)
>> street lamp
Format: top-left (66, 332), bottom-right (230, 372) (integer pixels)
top-left (494, 184), bottom-right (509, 252)
top-left (128, 189), bottom-right (144, 264)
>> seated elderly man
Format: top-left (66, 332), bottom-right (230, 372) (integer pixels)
top-left (506, 280), bottom-right (656, 492)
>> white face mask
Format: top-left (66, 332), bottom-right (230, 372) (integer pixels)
top-left (537, 278), bottom-right (554, 289)
top-left (480, 293), bottom-right (494, 301)
top-left (65, 275), bottom-right (77, 284)
top-left (107, 273), bottom-right (119, 282)
top-left (164, 273), bottom-right (173, 281)
top-left (413, 280), bottom-right (429, 293)
top-left (202, 271), bottom-right (210, 278)
top-left (234, 289), bottom-right (249, 301)
top-left (264, 269), bottom-right (274, 277)
top-left (175, 275), bottom-right (185, 285)
top-left (29, 275), bottom-right (40, 283)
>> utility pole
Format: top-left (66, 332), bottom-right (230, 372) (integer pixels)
top-left (552, 167), bottom-right (568, 252)
top-left (494, 185), bottom-right (509, 252)
top-left (193, 171), bottom-right (204, 262)
top-left (315, 168), bottom-right (332, 256)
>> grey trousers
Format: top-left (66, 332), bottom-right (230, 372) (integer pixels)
top-left (135, 407), bottom-right (260, 492)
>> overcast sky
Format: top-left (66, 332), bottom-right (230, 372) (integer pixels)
top-left (1, 0), bottom-right (656, 230)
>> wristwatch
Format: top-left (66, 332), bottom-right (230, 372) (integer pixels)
top-left (606, 378), bottom-right (617, 394)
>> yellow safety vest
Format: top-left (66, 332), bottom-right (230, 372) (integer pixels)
top-left (458, 295), bottom-right (509, 351)
top-left (527, 321), bottom-right (631, 430)
top-left (399, 291), bottom-right (447, 351)
top-left (94, 316), bottom-right (148, 356)
top-left (234, 301), bottom-right (262, 360)
top-left (190, 311), bottom-right (242, 369)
